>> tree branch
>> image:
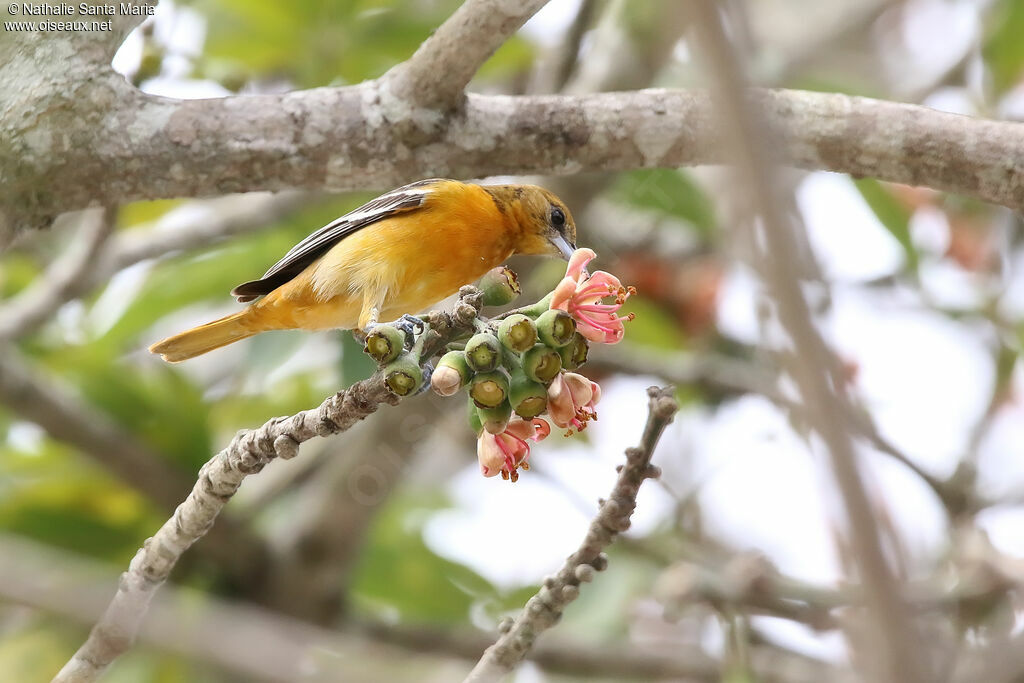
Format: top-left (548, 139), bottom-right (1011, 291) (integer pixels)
top-left (381, 0), bottom-right (551, 111)
top-left (53, 289), bottom-right (483, 682)
top-left (6, 85), bottom-right (1024, 236)
top-left (464, 386), bottom-right (678, 682)
top-left (689, 2), bottom-right (932, 682)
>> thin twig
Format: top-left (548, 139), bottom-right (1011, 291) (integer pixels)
top-left (531, 0), bottom-right (601, 94)
top-left (0, 193), bottom-right (308, 342)
top-left (0, 207), bottom-right (113, 341)
top-left (53, 289), bottom-right (483, 682)
top-left (464, 386), bottom-right (678, 682)
top-left (106, 191), bottom-right (309, 272)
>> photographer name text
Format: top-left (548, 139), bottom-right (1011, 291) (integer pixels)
top-left (10, 3), bottom-right (154, 16)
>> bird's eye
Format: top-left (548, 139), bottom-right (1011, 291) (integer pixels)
top-left (550, 206), bottom-right (565, 228)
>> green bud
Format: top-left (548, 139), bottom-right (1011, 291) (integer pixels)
top-left (468, 398), bottom-right (483, 435)
top-left (521, 344), bottom-right (563, 384)
top-left (363, 325), bottom-right (406, 364)
top-left (469, 369), bottom-right (510, 408)
top-left (464, 333), bottom-right (501, 373)
top-left (478, 401), bottom-right (513, 434)
top-left (558, 333), bottom-right (590, 371)
top-left (536, 309), bottom-right (577, 348)
top-left (497, 314), bottom-right (538, 353)
top-left (479, 266), bottom-right (521, 306)
top-left (382, 354), bottom-right (423, 397)
top-left (509, 369), bottom-right (548, 419)
top-left (431, 351), bottom-right (472, 396)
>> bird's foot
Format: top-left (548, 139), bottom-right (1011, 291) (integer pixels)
top-left (365, 314), bottom-right (425, 342)
top-left (414, 362), bottom-right (434, 396)
top-left (391, 314), bottom-right (426, 338)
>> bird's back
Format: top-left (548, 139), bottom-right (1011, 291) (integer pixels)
top-left (259, 181), bottom-right (516, 329)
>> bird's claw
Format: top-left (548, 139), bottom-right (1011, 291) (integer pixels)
top-left (414, 362), bottom-right (434, 396)
top-left (362, 314), bottom-right (426, 348)
top-left (395, 314), bottom-right (426, 336)
top-left (386, 314), bottom-right (426, 344)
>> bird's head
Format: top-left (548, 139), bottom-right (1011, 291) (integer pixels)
top-left (487, 184), bottom-right (578, 260)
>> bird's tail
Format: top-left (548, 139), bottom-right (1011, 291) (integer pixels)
top-left (149, 309), bottom-right (259, 362)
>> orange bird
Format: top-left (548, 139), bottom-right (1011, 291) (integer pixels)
top-left (149, 179), bottom-right (578, 362)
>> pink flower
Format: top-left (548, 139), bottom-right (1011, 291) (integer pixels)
top-left (550, 248), bottom-right (635, 344)
top-left (547, 371), bottom-right (601, 435)
top-left (478, 417), bottom-right (551, 482)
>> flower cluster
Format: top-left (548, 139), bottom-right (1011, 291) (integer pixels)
top-left (364, 250), bottom-right (634, 483)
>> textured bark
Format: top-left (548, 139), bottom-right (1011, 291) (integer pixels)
top-left (6, 20), bottom-right (1024, 243)
top-left (381, 0), bottom-right (552, 111)
top-left (8, 84), bottom-right (1024, 237)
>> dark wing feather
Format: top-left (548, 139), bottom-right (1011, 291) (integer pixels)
top-left (230, 179), bottom-right (446, 302)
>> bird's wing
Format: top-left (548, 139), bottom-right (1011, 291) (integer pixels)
top-left (230, 179), bottom-right (447, 302)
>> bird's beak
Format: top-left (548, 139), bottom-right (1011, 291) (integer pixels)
top-left (549, 234), bottom-right (576, 261)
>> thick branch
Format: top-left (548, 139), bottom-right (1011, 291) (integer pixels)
top-left (382, 0), bottom-right (551, 110)
top-left (53, 290), bottom-right (482, 682)
top-left (6, 86), bottom-right (1024, 234)
top-left (464, 386), bottom-right (678, 682)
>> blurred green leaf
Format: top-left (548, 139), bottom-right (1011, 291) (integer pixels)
top-left (350, 492), bottom-right (525, 623)
top-left (340, 331), bottom-right (376, 386)
top-left (0, 442), bottom-right (155, 561)
top-left (853, 178), bottom-right (918, 273)
top-left (560, 553), bottom-right (659, 639)
top-left (38, 347), bottom-right (212, 471)
top-left (0, 619), bottom-right (76, 683)
top-left (195, 0), bottom-right (464, 89)
top-left (117, 199), bottom-right (184, 229)
top-left (0, 253), bottom-right (42, 299)
top-left (621, 296), bottom-right (687, 350)
top-left (611, 169), bottom-right (716, 237)
top-left (984, 0), bottom-right (1024, 95)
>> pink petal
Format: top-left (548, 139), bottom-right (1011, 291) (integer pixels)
top-left (497, 432), bottom-right (530, 468)
top-left (584, 270), bottom-right (623, 292)
top-left (477, 433), bottom-right (504, 477)
top-left (550, 276), bottom-right (578, 312)
top-left (565, 248), bottom-right (596, 281)
top-left (562, 372), bottom-right (595, 407)
top-left (546, 374), bottom-right (576, 428)
top-left (505, 416), bottom-right (536, 441)
top-left (576, 316), bottom-right (624, 344)
top-left (531, 418), bottom-right (551, 442)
